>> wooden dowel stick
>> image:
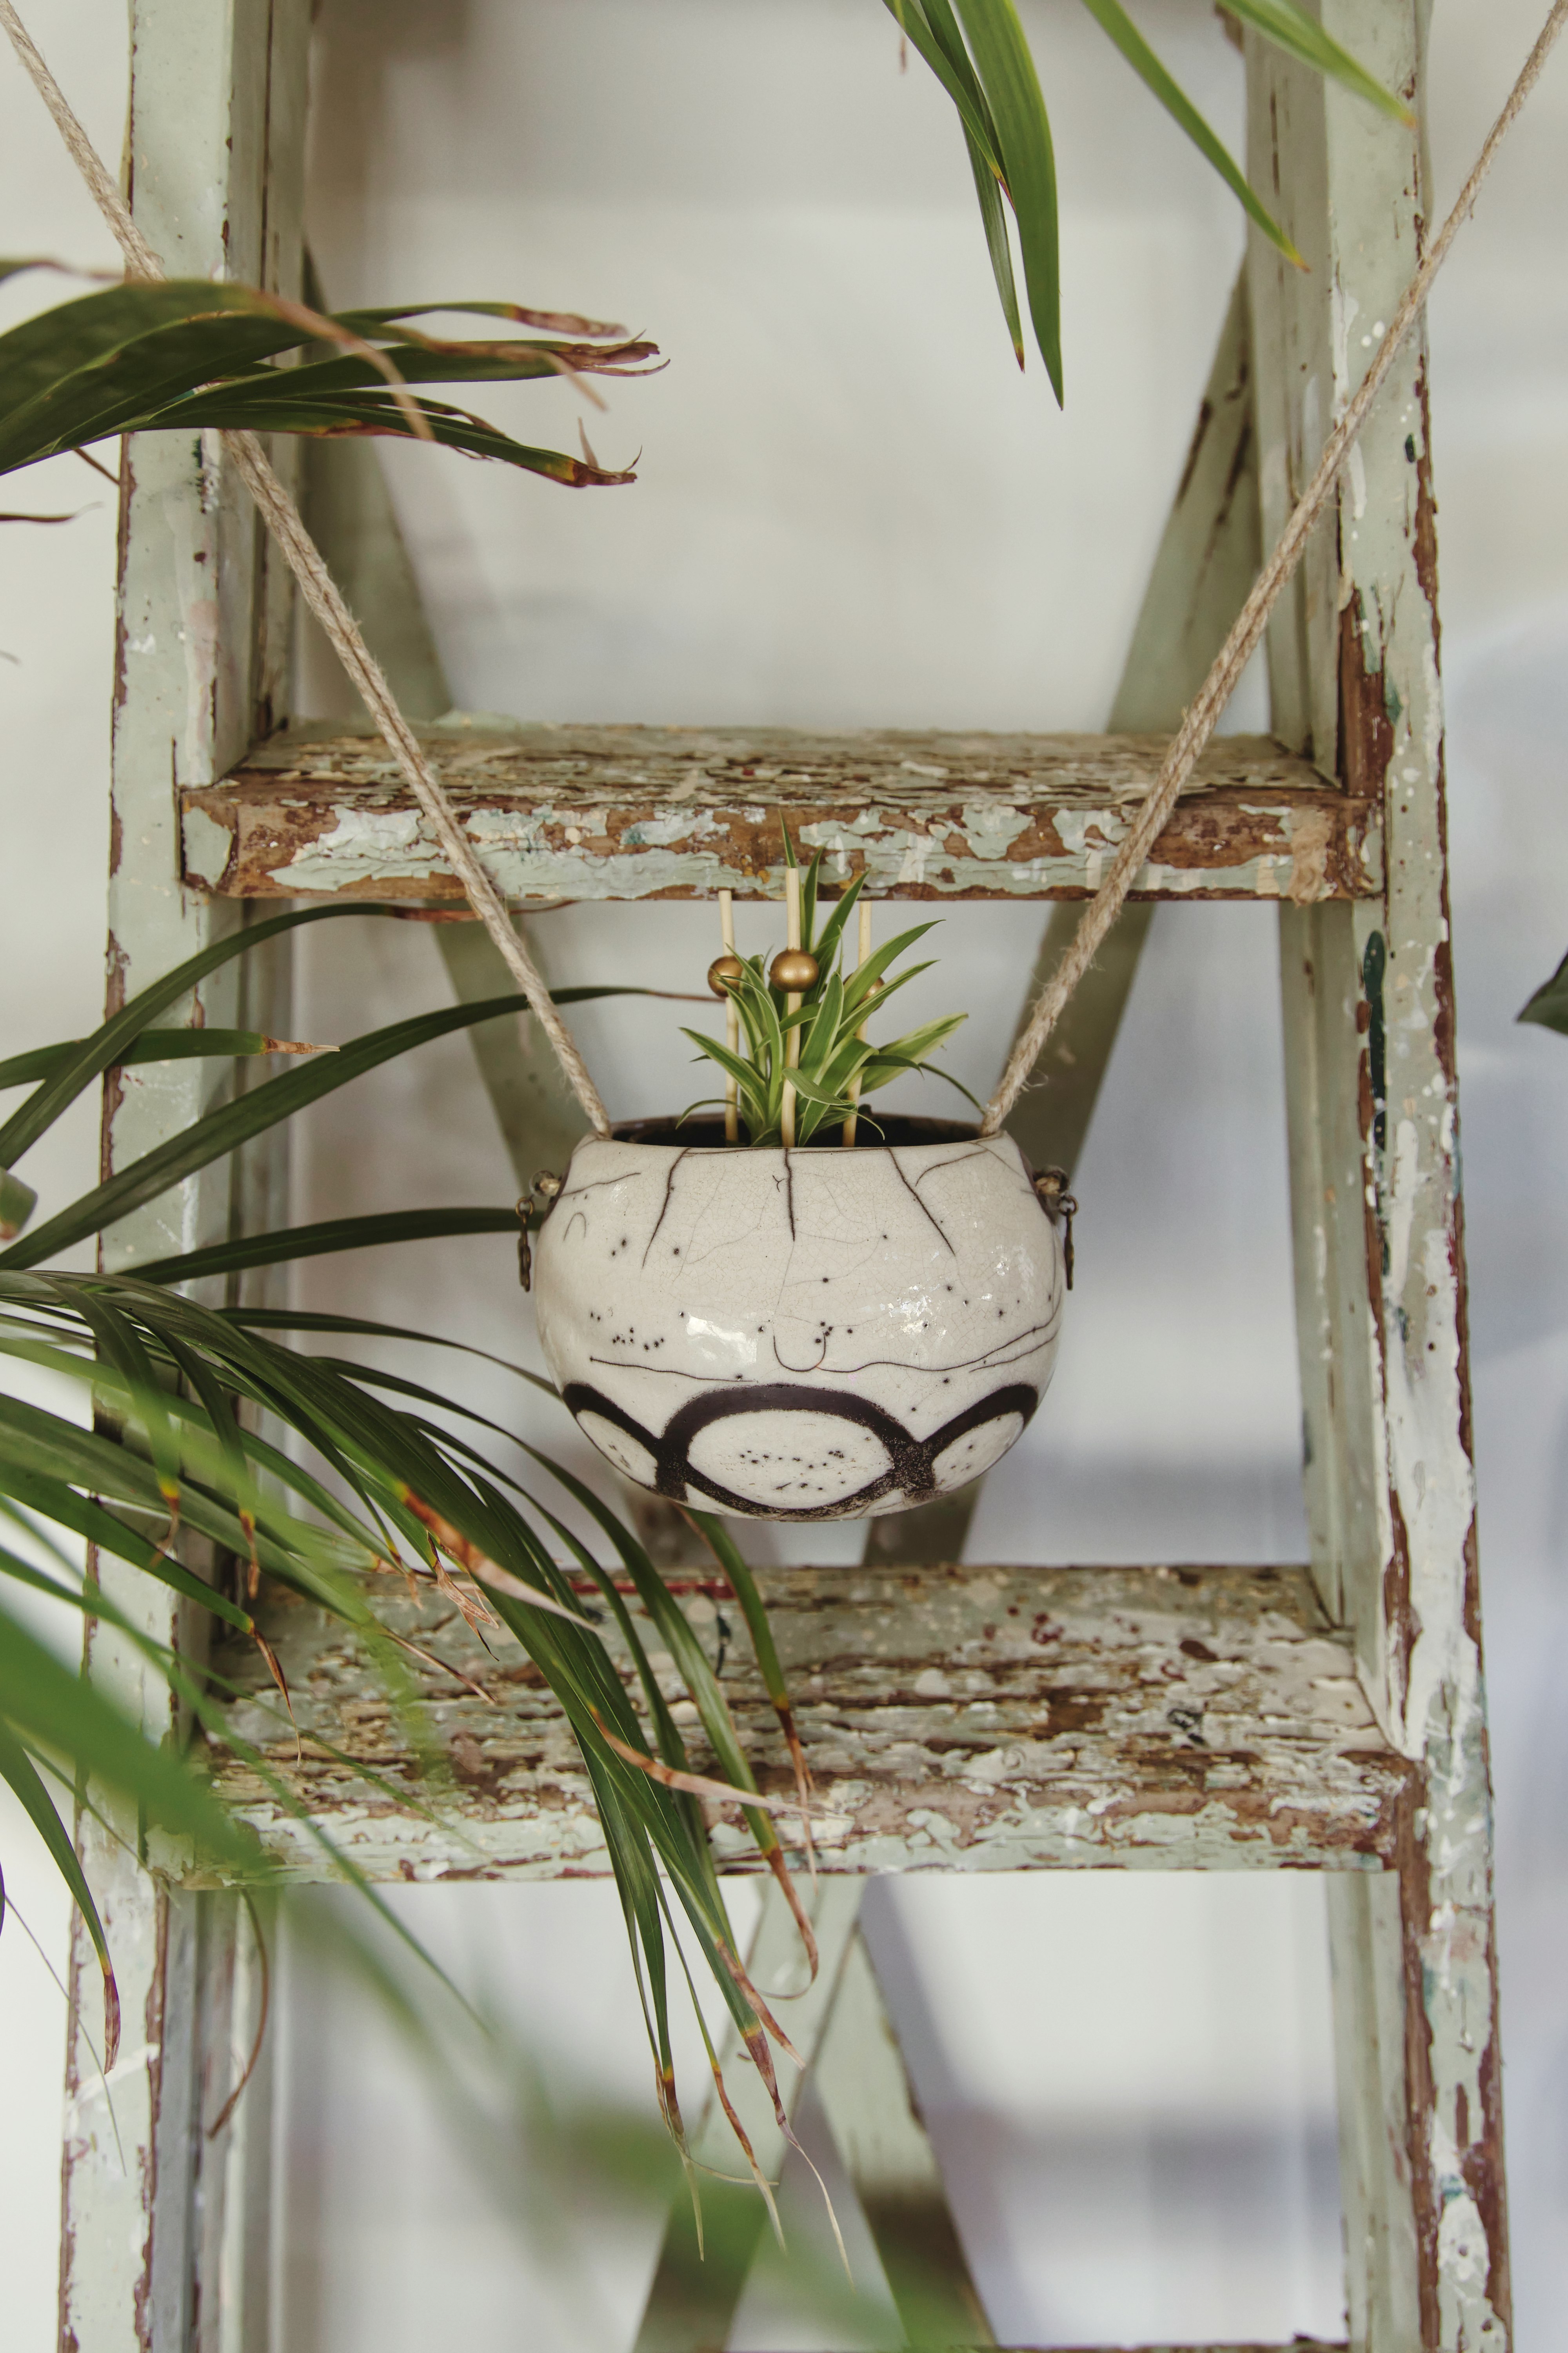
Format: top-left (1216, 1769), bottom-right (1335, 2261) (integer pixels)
top-left (719, 888), bottom-right (738, 1143)
top-left (782, 866), bottom-right (801, 1148)
top-left (843, 896), bottom-right (872, 1147)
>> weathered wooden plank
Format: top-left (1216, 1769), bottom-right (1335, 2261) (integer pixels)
top-left (196, 1565), bottom-right (1410, 1885)
top-left (181, 722), bottom-right (1378, 906)
top-left (59, 8), bottom-right (309, 2352)
top-left (1249, 5), bottom-right (1510, 2347)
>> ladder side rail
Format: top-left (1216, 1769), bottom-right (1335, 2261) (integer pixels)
top-left (1248, 4), bottom-right (1510, 2346)
top-left (60, 6), bottom-right (309, 2349)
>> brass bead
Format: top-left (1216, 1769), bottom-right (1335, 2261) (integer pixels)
top-left (769, 947), bottom-right (819, 993)
top-left (707, 953), bottom-right (745, 997)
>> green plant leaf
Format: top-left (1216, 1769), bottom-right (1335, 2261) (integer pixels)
top-left (0, 988), bottom-right (628, 1271)
top-left (0, 1167), bottom-right (35, 1240)
top-left (1073, 0), bottom-right (1304, 265)
top-left (0, 275), bottom-right (658, 487)
top-left (799, 972), bottom-right (845, 1078)
top-left (0, 1599), bottom-right (253, 1867)
top-left (155, 389), bottom-right (638, 488)
top-left (841, 923), bottom-right (941, 1010)
top-left (919, 0), bottom-right (1027, 365)
top-left (0, 1028), bottom-right (334, 1090)
top-left (950, 0), bottom-right (1063, 400)
top-left (1518, 950), bottom-right (1568, 1035)
top-left (963, 128), bottom-right (1026, 366)
top-left (125, 1206), bottom-right (521, 1288)
top-left (1221, 0), bottom-right (1414, 124)
top-left (807, 871), bottom-right (868, 980)
top-left (0, 1443), bottom-right (253, 1631)
top-left (0, 902), bottom-right (386, 1172)
top-left (879, 2), bottom-right (1006, 177)
top-left (0, 1705), bottom-right (121, 2064)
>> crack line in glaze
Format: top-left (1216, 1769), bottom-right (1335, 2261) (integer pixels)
top-left (532, 1126), bottom-right (1064, 1520)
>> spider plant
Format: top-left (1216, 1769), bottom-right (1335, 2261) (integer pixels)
top-left (0, 907), bottom-right (816, 2199)
top-left (683, 846), bottom-right (974, 1147)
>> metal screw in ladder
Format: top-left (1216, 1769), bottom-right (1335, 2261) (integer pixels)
top-left (60, 4), bottom-right (1508, 2347)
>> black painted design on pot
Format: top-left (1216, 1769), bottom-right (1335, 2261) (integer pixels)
top-left (561, 1377), bottom-right (1040, 1521)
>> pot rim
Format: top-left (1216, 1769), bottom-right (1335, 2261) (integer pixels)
top-left (600, 1112), bottom-right (988, 1153)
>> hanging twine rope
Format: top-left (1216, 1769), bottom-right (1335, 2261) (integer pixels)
top-left (981, 0), bottom-right (1568, 1137)
top-left (8, 0), bottom-right (1563, 1147)
top-left (0, 0), bottom-right (613, 1138)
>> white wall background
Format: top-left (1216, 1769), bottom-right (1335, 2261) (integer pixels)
top-left (2, 0), bottom-right (1566, 2345)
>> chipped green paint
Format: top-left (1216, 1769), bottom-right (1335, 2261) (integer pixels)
top-left (1252, 5), bottom-right (1510, 2343)
top-left (194, 1563), bottom-right (1412, 1887)
top-left (183, 720), bottom-right (1382, 905)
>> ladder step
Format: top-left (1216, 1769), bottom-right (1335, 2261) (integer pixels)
top-left (201, 1564), bottom-right (1407, 1887)
top-left (183, 720), bottom-right (1379, 905)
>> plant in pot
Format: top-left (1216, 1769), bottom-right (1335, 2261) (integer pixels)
top-left (531, 844), bottom-right (1075, 1522)
top-left (0, 0), bottom-right (1411, 2208)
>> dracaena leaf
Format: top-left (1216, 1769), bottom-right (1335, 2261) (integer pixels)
top-left (1221, 0), bottom-right (1414, 124)
top-left (1074, 0), bottom-right (1307, 265)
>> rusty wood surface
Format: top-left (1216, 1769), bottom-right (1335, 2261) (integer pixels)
top-left (59, 7), bottom-right (311, 2351)
top-left (1250, 4), bottom-right (1510, 2346)
top-left (196, 1564), bottom-right (1411, 1886)
top-left (181, 722), bottom-right (1379, 906)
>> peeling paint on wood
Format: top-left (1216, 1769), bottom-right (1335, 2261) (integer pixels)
top-left (182, 722), bottom-right (1382, 905)
top-left (194, 1565), bottom-right (1412, 1886)
top-left (60, 9), bottom-right (309, 2352)
top-left (1250, 5), bottom-right (1509, 2345)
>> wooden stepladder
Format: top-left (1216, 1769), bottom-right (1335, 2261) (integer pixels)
top-left (60, 4), bottom-right (1508, 2348)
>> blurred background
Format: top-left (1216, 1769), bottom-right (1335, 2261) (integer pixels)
top-left (2, 0), bottom-right (1565, 2343)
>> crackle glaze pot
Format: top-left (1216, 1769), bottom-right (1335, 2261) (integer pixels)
top-left (531, 1116), bottom-right (1066, 1522)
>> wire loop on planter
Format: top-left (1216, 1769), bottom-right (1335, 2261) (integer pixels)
top-left (1031, 1165), bottom-right (1077, 1290)
top-left (516, 1170), bottom-right (564, 1292)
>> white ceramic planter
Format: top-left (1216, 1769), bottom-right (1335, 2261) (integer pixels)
top-left (531, 1117), bottom-right (1066, 1522)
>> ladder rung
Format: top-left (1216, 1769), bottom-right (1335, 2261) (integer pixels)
top-left (200, 1564), bottom-right (1407, 1887)
top-left (182, 720), bottom-right (1380, 906)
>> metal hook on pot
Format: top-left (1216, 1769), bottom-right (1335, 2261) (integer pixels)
top-left (1031, 1165), bottom-right (1077, 1291)
top-left (516, 1169), bottom-right (563, 1292)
